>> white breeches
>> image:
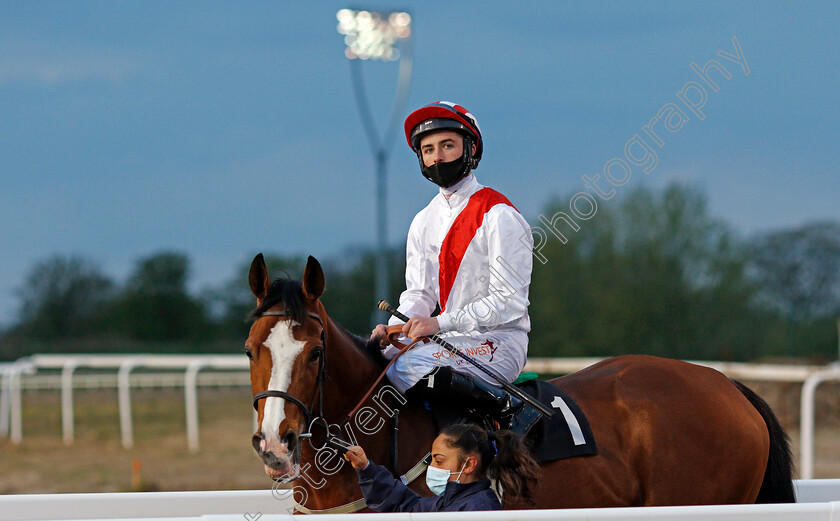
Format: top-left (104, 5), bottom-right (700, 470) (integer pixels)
top-left (384, 331), bottom-right (527, 393)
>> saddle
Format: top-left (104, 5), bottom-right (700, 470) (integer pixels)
top-left (353, 326), bottom-right (598, 465)
top-left (426, 373), bottom-right (598, 463)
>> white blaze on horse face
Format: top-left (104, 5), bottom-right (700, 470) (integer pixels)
top-left (260, 321), bottom-right (307, 442)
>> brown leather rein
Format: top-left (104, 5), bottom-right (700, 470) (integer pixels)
top-left (343, 325), bottom-right (422, 421)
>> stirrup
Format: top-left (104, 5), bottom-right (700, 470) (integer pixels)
top-left (467, 376), bottom-right (541, 436)
top-left (504, 402), bottom-right (542, 436)
top-left (452, 371), bottom-right (510, 414)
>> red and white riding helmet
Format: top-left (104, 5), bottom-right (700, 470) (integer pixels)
top-left (404, 101), bottom-right (483, 167)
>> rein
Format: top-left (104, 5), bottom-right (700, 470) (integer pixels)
top-left (343, 324), bottom-right (422, 421)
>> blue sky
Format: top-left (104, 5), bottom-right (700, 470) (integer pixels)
top-left (0, 1), bottom-right (838, 327)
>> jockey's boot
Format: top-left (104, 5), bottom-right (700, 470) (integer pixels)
top-left (407, 367), bottom-right (541, 436)
top-left (455, 371), bottom-right (542, 437)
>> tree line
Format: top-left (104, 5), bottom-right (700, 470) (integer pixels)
top-left (2, 182), bottom-right (839, 363)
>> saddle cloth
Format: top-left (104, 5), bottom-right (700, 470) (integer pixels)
top-left (517, 380), bottom-right (598, 463)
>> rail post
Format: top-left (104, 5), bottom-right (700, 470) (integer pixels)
top-left (799, 365), bottom-right (840, 479)
top-left (184, 360), bottom-right (208, 453)
top-left (118, 359), bottom-right (140, 449)
top-left (0, 365), bottom-right (12, 437)
top-left (60, 359), bottom-right (80, 445)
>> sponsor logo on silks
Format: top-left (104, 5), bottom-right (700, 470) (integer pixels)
top-left (432, 341), bottom-right (498, 364)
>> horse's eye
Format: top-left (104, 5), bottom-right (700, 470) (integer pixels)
top-left (244, 347), bottom-right (254, 361)
top-left (309, 349), bottom-right (322, 362)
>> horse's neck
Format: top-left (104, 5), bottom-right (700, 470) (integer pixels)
top-left (321, 317), bottom-right (381, 418)
top-left (296, 313), bottom-right (435, 509)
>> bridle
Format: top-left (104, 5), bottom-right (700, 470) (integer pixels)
top-left (251, 310), bottom-right (327, 437)
top-left (249, 306), bottom-right (433, 511)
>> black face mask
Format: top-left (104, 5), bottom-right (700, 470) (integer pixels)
top-left (416, 134), bottom-right (476, 188)
top-left (420, 155), bottom-right (470, 188)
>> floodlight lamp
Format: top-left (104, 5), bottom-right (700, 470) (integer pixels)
top-left (336, 9), bottom-right (411, 61)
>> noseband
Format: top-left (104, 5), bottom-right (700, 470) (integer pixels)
top-left (251, 310), bottom-right (326, 431)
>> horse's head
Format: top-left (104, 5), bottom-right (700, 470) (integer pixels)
top-left (246, 253), bottom-right (326, 481)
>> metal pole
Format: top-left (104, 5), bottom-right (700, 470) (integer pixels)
top-left (345, 25), bottom-right (413, 328)
top-left (373, 149), bottom-right (389, 328)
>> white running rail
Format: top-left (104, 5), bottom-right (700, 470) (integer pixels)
top-left (3, 354), bottom-right (249, 451)
top-left (1, 354), bottom-right (836, 470)
top-left (0, 480), bottom-right (837, 521)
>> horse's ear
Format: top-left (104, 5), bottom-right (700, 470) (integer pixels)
top-left (249, 253), bottom-right (272, 302)
top-left (302, 255), bottom-right (325, 301)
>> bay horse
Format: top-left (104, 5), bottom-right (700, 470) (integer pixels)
top-left (245, 253), bottom-right (794, 513)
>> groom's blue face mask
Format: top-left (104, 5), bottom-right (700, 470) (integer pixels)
top-left (425, 459), bottom-right (468, 496)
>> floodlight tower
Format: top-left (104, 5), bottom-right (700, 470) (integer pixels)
top-left (336, 9), bottom-right (413, 327)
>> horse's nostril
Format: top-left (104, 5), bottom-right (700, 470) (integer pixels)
top-left (252, 433), bottom-right (265, 453)
top-left (283, 429), bottom-right (297, 450)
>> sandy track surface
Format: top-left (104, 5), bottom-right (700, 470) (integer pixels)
top-left (1, 381), bottom-right (838, 494)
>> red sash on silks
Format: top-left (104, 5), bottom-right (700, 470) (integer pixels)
top-left (438, 188), bottom-right (517, 312)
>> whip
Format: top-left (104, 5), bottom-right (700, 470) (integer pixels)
top-left (378, 300), bottom-right (553, 418)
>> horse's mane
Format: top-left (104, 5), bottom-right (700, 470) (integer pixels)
top-left (247, 277), bottom-right (388, 369)
top-left (334, 321), bottom-right (389, 369)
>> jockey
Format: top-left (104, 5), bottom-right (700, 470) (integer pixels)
top-left (371, 101), bottom-right (535, 432)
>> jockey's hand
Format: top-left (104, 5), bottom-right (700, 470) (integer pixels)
top-left (370, 324), bottom-right (389, 347)
top-left (343, 445), bottom-right (369, 470)
top-left (403, 316), bottom-right (440, 342)
top-left (372, 323), bottom-right (402, 360)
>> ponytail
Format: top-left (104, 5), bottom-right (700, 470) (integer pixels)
top-left (487, 429), bottom-right (540, 504)
top-left (439, 424), bottom-right (540, 505)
